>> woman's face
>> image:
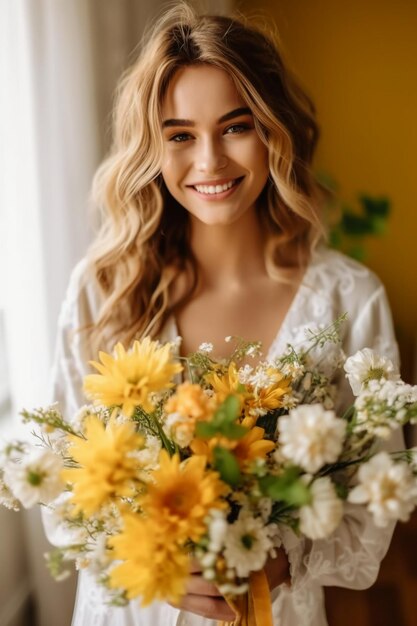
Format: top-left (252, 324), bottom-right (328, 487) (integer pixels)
top-left (160, 65), bottom-right (269, 226)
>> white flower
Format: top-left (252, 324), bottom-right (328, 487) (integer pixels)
top-left (84, 533), bottom-right (110, 575)
top-left (163, 412), bottom-right (194, 448)
top-left (277, 404), bottom-right (346, 473)
top-left (199, 342), bottom-right (213, 353)
top-left (238, 364), bottom-right (254, 384)
top-left (207, 510), bottom-right (228, 553)
top-left (348, 452), bottom-right (417, 527)
top-left (344, 348), bottom-right (399, 396)
top-left (225, 336), bottom-right (232, 343)
top-left (299, 477), bottom-right (343, 539)
top-left (223, 513), bottom-right (273, 578)
top-left (135, 435), bottom-right (162, 469)
top-left (3, 448), bottom-right (64, 509)
top-left (248, 368), bottom-right (277, 390)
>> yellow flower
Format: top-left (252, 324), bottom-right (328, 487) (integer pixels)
top-left (163, 383), bottom-right (216, 445)
top-left (61, 415), bottom-right (143, 516)
top-left (109, 514), bottom-right (190, 605)
top-left (191, 418), bottom-right (275, 469)
top-left (205, 363), bottom-right (248, 412)
top-left (248, 368), bottom-right (292, 415)
top-left (141, 451), bottom-right (227, 542)
top-left (233, 423), bottom-right (276, 466)
top-left (165, 382), bottom-right (216, 421)
top-left (83, 338), bottom-right (183, 416)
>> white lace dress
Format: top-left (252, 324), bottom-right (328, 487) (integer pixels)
top-left (44, 247), bottom-right (403, 626)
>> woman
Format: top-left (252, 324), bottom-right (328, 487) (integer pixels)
top-left (46, 3), bottom-right (401, 625)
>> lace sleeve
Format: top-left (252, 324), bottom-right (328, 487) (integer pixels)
top-left (42, 261), bottom-right (94, 547)
top-left (282, 282), bottom-right (403, 591)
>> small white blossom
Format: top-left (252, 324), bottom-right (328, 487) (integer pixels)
top-left (248, 368), bottom-right (277, 390)
top-left (135, 435), bottom-right (162, 469)
top-left (225, 336), bottom-right (232, 343)
top-left (199, 342), bottom-right (213, 353)
top-left (353, 379), bottom-right (417, 437)
top-left (84, 534), bottom-right (110, 575)
top-left (163, 413), bottom-right (194, 448)
top-left (238, 364), bottom-right (254, 384)
top-left (203, 568), bottom-right (216, 581)
top-left (344, 348), bottom-right (399, 396)
top-left (0, 477), bottom-right (20, 511)
top-left (207, 510), bottom-right (228, 553)
top-left (348, 452), bottom-right (417, 527)
top-left (299, 477), bottom-right (343, 539)
top-left (3, 448), bottom-right (64, 509)
top-left (277, 404), bottom-right (346, 473)
top-left (223, 513), bottom-right (273, 577)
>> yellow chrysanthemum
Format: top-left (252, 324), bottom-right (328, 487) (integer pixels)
top-left (109, 514), bottom-right (190, 605)
top-left (248, 368), bottom-right (292, 414)
top-left (191, 418), bottom-right (275, 468)
top-left (141, 451), bottom-right (227, 542)
top-left (83, 338), bottom-right (183, 416)
top-left (61, 415), bottom-right (143, 516)
top-left (205, 363), bottom-right (248, 412)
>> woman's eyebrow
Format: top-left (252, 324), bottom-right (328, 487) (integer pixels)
top-left (162, 107), bottom-right (252, 128)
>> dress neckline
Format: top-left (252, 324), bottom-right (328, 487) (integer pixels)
top-left (165, 251), bottom-right (318, 362)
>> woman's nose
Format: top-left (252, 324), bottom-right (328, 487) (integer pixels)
top-left (195, 137), bottom-right (228, 173)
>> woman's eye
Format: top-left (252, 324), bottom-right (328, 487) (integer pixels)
top-left (169, 133), bottom-right (192, 143)
top-left (225, 123), bottom-right (250, 135)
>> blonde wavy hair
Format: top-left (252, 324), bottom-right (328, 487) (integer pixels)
top-left (87, 2), bottom-right (324, 351)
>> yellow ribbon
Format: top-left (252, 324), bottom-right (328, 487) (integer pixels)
top-left (218, 570), bottom-right (273, 626)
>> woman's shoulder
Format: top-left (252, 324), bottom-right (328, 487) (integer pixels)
top-left (307, 247), bottom-right (384, 298)
top-left (58, 257), bottom-right (103, 328)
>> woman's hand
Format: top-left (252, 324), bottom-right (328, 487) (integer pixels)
top-left (171, 561), bottom-right (236, 621)
top-left (172, 548), bottom-right (290, 620)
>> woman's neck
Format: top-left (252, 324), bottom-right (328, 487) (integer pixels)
top-left (189, 208), bottom-right (267, 290)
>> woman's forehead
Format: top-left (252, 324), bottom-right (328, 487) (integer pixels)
top-left (161, 65), bottom-right (247, 123)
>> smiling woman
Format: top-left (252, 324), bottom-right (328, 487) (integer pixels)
top-left (45, 2), bottom-right (402, 626)
top-left (160, 66), bottom-right (269, 226)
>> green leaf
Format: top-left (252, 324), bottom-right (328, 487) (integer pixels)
top-left (342, 212), bottom-right (373, 235)
top-left (195, 395), bottom-right (246, 440)
top-left (218, 395), bottom-right (240, 424)
top-left (259, 468), bottom-right (311, 506)
top-left (212, 446), bottom-right (241, 487)
top-left (360, 195), bottom-right (390, 218)
top-left (195, 422), bottom-right (218, 438)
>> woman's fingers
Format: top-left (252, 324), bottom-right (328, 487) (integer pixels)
top-left (185, 574), bottom-right (223, 597)
top-left (177, 593), bottom-right (236, 621)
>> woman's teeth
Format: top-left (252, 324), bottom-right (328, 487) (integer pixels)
top-left (194, 179), bottom-right (237, 195)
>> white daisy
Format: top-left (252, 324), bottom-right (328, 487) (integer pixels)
top-left (348, 452), bottom-right (417, 527)
top-left (299, 476), bottom-right (343, 539)
top-left (277, 404), bottom-right (346, 473)
top-left (223, 513), bottom-right (273, 578)
top-left (3, 448), bottom-right (64, 509)
top-left (344, 348), bottom-right (399, 396)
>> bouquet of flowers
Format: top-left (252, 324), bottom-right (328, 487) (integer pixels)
top-left (1, 317), bottom-right (417, 625)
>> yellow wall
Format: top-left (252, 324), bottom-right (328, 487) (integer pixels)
top-left (241, 0), bottom-right (417, 375)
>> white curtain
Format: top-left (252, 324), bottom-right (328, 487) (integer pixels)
top-left (1, 1), bottom-right (233, 625)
